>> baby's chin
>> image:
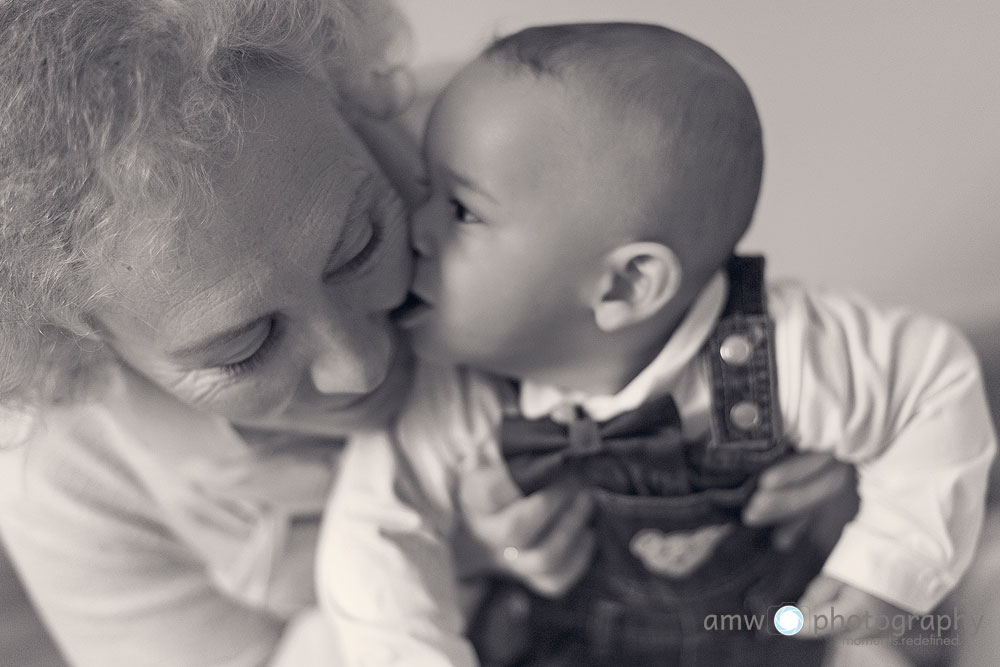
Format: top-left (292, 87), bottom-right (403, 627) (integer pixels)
top-left (405, 326), bottom-right (458, 367)
top-left (400, 313), bottom-right (525, 378)
top-left (403, 327), bottom-right (477, 371)
top-left (408, 342), bottom-right (519, 386)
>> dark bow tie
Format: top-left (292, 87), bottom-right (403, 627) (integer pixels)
top-left (500, 393), bottom-right (689, 496)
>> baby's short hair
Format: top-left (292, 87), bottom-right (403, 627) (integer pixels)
top-left (483, 23), bottom-right (763, 278)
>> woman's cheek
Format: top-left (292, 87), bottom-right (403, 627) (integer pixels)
top-left (360, 218), bottom-right (412, 307)
top-left (166, 367), bottom-right (297, 420)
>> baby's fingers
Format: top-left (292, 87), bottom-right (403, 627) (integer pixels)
top-left (758, 452), bottom-right (839, 490)
top-left (502, 492), bottom-right (595, 597)
top-left (486, 483), bottom-right (582, 551)
top-left (457, 465), bottom-right (595, 594)
top-left (744, 457), bottom-right (853, 526)
top-left (459, 464), bottom-right (587, 549)
top-left (459, 465), bottom-right (523, 516)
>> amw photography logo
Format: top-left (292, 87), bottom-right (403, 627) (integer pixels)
top-left (703, 604), bottom-right (986, 648)
top-left (701, 604), bottom-right (805, 636)
top-left (772, 605), bottom-right (805, 636)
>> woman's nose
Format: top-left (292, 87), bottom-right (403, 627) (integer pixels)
top-left (307, 317), bottom-right (386, 395)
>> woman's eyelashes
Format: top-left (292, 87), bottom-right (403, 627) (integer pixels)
top-left (218, 318), bottom-right (282, 377)
top-left (325, 220), bottom-right (383, 281)
top-left (338, 223), bottom-right (381, 275)
top-left (214, 219), bottom-right (385, 379)
top-left (211, 209), bottom-right (387, 380)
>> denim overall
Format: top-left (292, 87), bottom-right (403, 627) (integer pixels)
top-left (471, 256), bottom-right (828, 667)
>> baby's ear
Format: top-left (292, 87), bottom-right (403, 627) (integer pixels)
top-left (591, 242), bottom-right (682, 332)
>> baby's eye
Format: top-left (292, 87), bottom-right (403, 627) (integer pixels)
top-left (450, 198), bottom-right (482, 224)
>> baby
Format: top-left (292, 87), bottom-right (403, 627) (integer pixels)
top-left (319, 23), bottom-right (996, 667)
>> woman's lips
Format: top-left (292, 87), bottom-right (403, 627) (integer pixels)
top-left (391, 291), bottom-right (433, 329)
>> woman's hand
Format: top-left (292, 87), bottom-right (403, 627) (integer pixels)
top-left (455, 464), bottom-right (594, 597)
top-left (742, 453), bottom-right (856, 550)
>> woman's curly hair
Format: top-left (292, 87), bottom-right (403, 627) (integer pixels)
top-left (0, 0), bottom-right (411, 408)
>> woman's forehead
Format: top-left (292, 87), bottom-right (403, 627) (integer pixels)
top-left (103, 200), bottom-right (298, 346)
top-left (101, 70), bottom-right (371, 341)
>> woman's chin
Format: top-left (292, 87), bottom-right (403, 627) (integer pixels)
top-left (330, 347), bottom-right (415, 429)
top-left (290, 346), bottom-right (414, 435)
top-left (228, 346), bottom-right (415, 441)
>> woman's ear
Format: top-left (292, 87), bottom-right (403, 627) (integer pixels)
top-left (592, 242), bottom-right (682, 332)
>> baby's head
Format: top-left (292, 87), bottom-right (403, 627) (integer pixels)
top-left (401, 22), bottom-right (762, 391)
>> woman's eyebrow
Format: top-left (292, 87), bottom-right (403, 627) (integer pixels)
top-left (167, 315), bottom-right (270, 359)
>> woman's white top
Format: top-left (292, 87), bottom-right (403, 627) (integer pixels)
top-left (0, 367), bottom-right (343, 667)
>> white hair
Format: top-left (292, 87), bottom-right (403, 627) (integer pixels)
top-left (0, 0), bottom-right (411, 407)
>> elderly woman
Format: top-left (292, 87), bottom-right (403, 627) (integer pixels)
top-left (0, 1), bottom-right (850, 666)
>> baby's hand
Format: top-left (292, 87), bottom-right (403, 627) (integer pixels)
top-left (795, 575), bottom-right (908, 640)
top-left (743, 453), bottom-right (855, 550)
top-left (455, 463), bottom-right (594, 597)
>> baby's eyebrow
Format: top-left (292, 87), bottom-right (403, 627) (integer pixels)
top-left (167, 315), bottom-right (270, 359)
top-left (445, 166), bottom-right (498, 204)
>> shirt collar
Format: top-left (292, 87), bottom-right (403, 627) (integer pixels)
top-left (519, 271), bottom-right (728, 422)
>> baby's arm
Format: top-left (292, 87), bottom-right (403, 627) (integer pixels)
top-left (317, 365), bottom-right (593, 666)
top-left (317, 429), bottom-right (479, 667)
top-left (773, 284), bottom-right (997, 615)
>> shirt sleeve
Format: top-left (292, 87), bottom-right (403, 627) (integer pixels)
top-left (0, 417), bottom-right (293, 667)
top-left (771, 283), bottom-right (997, 613)
top-left (317, 365), bottom-right (502, 667)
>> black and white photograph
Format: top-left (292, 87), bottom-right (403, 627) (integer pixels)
top-left (1, 1), bottom-right (998, 666)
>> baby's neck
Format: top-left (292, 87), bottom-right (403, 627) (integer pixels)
top-left (519, 303), bottom-right (687, 397)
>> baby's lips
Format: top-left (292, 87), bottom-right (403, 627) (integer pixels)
top-left (390, 291), bottom-right (431, 327)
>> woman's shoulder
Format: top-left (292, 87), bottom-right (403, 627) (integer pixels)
top-left (1, 384), bottom-right (146, 507)
top-left (0, 367), bottom-right (228, 517)
top-left (0, 387), bottom-right (164, 560)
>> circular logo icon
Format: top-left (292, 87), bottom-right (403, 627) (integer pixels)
top-left (773, 605), bottom-right (804, 636)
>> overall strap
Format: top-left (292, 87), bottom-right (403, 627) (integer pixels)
top-left (702, 256), bottom-right (787, 467)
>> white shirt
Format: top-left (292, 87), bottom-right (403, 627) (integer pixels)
top-left (0, 368), bottom-right (345, 667)
top-left (320, 276), bottom-right (997, 667)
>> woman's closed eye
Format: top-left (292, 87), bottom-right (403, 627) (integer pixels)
top-left (338, 223), bottom-right (381, 276)
top-left (324, 220), bottom-right (382, 281)
top-left (218, 318), bottom-right (282, 377)
top-left (450, 197), bottom-right (482, 224)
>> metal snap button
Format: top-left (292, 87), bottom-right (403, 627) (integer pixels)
top-left (720, 334), bottom-right (753, 366)
top-left (730, 401), bottom-right (761, 430)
